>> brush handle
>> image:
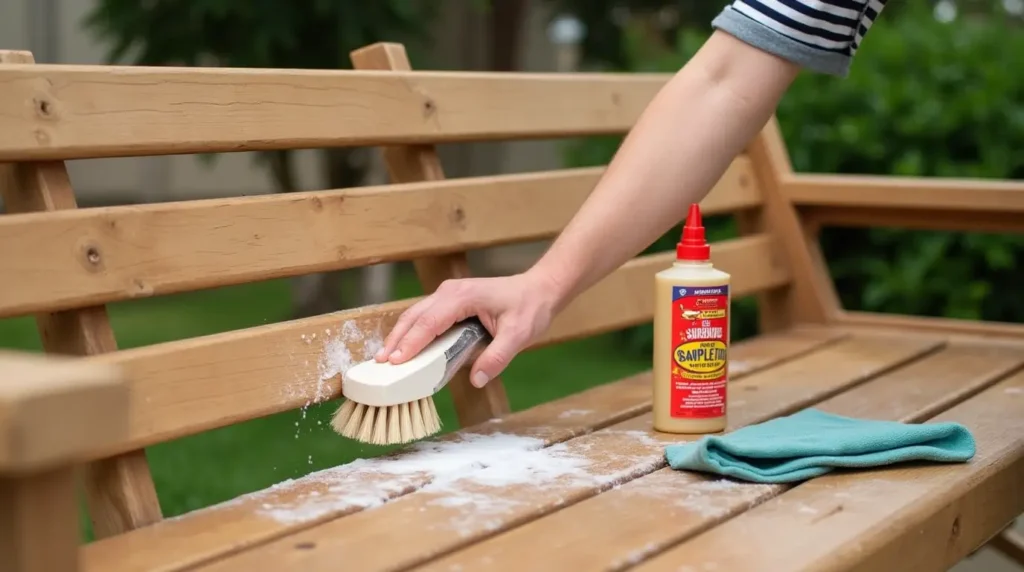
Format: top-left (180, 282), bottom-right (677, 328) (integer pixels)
top-left (435, 317), bottom-right (492, 393)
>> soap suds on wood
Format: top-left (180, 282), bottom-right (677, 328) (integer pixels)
top-left (285, 318), bottom-right (385, 441)
top-left (284, 318), bottom-right (385, 406)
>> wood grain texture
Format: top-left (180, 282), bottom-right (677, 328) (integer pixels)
top-left (188, 332), bottom-right (938, 572)
top-left (0, 157), bottom-right (757, 319)
top-left (0, 63), bottom-right (668, 161)
top-left (746, 117), bottom-right (841, 329)
top-left (544, 234), bottom-right (790, 343)
top-left (0, 50), bottom-right (163, 537)
top-left (837, 311), bottom-right (1024, 341)
top-left (786, 173), bottom-right (1024, 212)
top-left (80, 325), bottom-right (840, 572)
top-left (66, 235), bottom-right (786, 458)
top-left (0, 350), bottom-right (127, 473)
top-left (349, 42), bottom-right (510, 427)
top-left (635, 370), bottom-right (1024, 572)
top-left (0, 468), bottom-right (79, 572)
top-left (803, 204), bottom-right (1024, 234)
top-left (424, 342), bottom-right (1023, 571)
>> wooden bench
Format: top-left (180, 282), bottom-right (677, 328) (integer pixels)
top-left (0, 42), bottom-right (1022, 572)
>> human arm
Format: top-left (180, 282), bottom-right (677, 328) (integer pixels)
top-left (528, 29), bottom-right (800, 311)
top-left (377, 1), bottom-right (890, 387)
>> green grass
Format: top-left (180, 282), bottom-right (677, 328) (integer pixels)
top-left (0, 266), bottom-right (650, 525)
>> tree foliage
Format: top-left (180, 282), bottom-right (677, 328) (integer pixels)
top-left (84, 0), bottom-right (437, 70)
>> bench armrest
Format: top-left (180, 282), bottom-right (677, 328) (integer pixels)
top-left (0, 350), bottom-right (127, 474)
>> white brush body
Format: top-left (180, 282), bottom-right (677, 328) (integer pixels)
top-left (341, 318), bottom-right (490, 407)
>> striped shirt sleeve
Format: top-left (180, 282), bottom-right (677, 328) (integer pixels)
top-left (711, 0), bottom-right (888, 77)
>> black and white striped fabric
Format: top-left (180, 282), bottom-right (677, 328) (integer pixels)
top-left (712, 0), bottom-right (889, 77)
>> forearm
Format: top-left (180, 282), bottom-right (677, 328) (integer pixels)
top-left (530, 31), bottom-right (800, 309)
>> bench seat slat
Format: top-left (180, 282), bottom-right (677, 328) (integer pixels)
top-left (0, 65), bottom-right (668, 161)
top-left (81, 327), bottom-right (840, 572)
top-left (634, 370), bottom-right (1024, 572)
top-left (0, 158), bottom-right (759, 319)
top-left (420, 343), bottom-right (1024, 571)
top-left (179, 332), bottom-right (937, 572)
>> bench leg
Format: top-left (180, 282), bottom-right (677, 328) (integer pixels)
top-left (0, 468), bottom-right (80, 572)
top-left (990, 523), bottom-right (1024, 566)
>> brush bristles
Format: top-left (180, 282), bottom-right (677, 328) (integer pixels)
top-left (331, 397), bottom-right (442, 445)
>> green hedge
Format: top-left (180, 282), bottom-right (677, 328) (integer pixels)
top-left (564, 4), bottom-right (1024, 356)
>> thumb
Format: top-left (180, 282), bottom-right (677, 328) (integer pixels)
top-left (469, 328), bottom-right (526, 388)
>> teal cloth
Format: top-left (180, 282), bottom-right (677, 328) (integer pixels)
top-left (664, 408), bottom-right (976, 484)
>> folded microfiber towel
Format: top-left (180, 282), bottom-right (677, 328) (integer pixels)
top-left (664, 408), bottom-right (976, 484)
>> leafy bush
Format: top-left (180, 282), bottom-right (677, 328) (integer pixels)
top-left (564, 2), bottom-right (1024, 355)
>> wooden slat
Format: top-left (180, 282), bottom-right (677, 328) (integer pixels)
top-left (72, 234), bottom-right (779, 458)
top-left (745, 117), bottom-right (841, 326)
top-left (350, 42), bottom-right (510, 427)
top-left (80, 326), bottom-right (841, 572)
top-left (837, 311), bottom-right (1024, 343)
top-left (0, 156), bottom-right (759, 319)
top-left (187, 333), bottom-right (938, 572)
top-left (635, 368), bottom-right (1024, 572)
top-left (0, 468), bottom-right (80, 572)
top-left (0, 350), bottom-right (127, 473)
top-left (0, 63), bottom-right (669, 161)
top-left (426, 342), bottom-right (1023, 571)
top-left (542, 234), bottom-right (790, 343)
top-left (803, 204), bottom-right (1024, 234)
top-left (786, 173), bottom-right (1024, 213)
top-left (0, 49), bottom-right (163, 537)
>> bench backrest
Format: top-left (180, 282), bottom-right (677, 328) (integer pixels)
top-left (0, 43), bottom-right (820, 538)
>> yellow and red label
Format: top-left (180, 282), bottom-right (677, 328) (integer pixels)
top-left (670, 285), bottom-right (728, 418)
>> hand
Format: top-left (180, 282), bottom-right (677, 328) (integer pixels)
top-left (374, 270), bottom-right (564, 388)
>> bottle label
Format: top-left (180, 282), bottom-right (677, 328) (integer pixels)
top-left (670, 285), bottom-right (729, 419)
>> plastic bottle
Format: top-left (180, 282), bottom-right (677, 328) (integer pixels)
top-left (653, 203), bottom-right (731, 434)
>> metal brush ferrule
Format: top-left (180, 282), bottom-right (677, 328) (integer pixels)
top-left (434, 317), bottom-right (492, 394)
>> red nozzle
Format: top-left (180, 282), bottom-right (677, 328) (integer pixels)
top-left (676, 203), bottom-right (710, 261)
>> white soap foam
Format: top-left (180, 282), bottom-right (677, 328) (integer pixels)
top-left (316, 319), bottom-right (385, 402)
top-left (284, 318), bottom-right (386, 442)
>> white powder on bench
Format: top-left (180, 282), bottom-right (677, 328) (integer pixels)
top-left (252, 432), bottom-right (604, 524)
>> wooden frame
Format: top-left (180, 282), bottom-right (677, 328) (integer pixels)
top-left (0, 349), bottom-right (128, 572)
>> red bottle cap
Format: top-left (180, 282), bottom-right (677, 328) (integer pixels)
top-left (676, 203), bottom-right (710, 261)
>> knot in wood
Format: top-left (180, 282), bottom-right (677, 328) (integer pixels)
top-left (80, 243), bottom-right (106, 273)
top-left (34, 97), bottom-right (54, 118)
top-left (449, 205), bottom-right (466, 226)
top-left (950, 516), bottom-right (961, 541)
top-left (85, 246), bottom-right (102, 266)
top-left (423, 98), bottom-right (437, 117)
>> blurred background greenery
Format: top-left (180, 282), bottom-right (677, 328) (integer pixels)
top-left (0, 0), bottom-right (1021, 540)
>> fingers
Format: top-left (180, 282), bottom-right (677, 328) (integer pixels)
top-left (375, 297), bottom-right (433, 362)
top-left (381, 280), bottom-right (478, 364)
top-left (470, 324), bottom-right (529, 388)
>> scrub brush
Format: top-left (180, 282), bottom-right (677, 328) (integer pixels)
top-left (331, 317), bottom-right (491, 445)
